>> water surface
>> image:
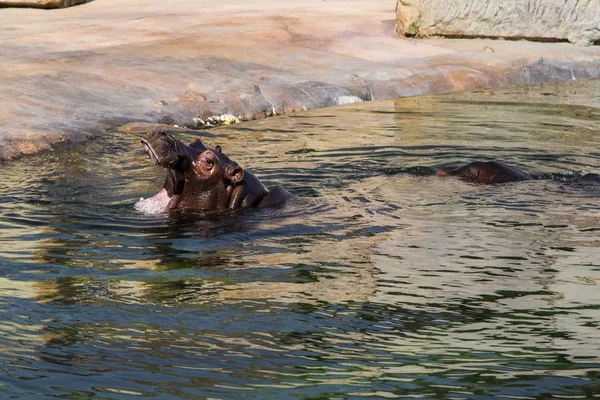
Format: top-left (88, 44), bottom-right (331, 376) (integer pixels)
top-left (1, 80), bottom-right (599, 399)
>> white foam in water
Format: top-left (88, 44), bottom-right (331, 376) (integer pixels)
top-left (134, 189), bottom-right (171, 215)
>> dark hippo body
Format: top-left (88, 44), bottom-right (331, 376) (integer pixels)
top-left (136, 131), bottom-right (288, 213)
top-left (435, 161), bottom-right (533, 184)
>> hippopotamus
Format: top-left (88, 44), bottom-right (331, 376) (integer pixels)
top-left (135, 131), bottom-right (288, 213)
top-left (434, 161), bottom-right (533, 184)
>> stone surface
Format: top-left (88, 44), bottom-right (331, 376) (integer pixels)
top-left (1, 0), bottom-right (600, 160)
top-left (0, 0), bottom-right (85, 9)
top-left (396, 0), bottom-right (600, 46)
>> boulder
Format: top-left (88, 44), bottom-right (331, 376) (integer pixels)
top-left (0, 0), bottom-right (85, 9)
top-left (396, 0), bottom-right (600, 46)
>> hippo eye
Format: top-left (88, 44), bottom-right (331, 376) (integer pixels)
top-left (204, 157), bottom-right (213, 167)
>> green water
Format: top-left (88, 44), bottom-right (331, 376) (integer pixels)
top-left (0, 80), bottom-right (599, 399)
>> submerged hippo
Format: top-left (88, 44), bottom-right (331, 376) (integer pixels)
top-left (434, 161), bottom-right (533, 184)
top-left (135, 131), bottom-right (288, 213)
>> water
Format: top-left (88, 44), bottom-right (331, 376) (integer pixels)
top-left (1, 80), bottom-right (599, 399)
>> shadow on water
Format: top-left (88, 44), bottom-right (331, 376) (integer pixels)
top-left (0, 80), bottom-right (599, 399)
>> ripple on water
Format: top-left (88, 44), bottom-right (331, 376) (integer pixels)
top-left (0, 80), bottom-right (599, 399)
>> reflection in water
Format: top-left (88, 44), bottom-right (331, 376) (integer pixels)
top-left (0, 80), bottom-right (599, 399)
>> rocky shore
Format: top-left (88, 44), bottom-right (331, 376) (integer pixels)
top-left (1, 0), bottom-right (599, 160)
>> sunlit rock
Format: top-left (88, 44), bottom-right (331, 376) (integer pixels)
top-left (396, 0), bottom-right (600, 45)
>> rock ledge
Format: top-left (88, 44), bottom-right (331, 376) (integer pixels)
top-left (396, 0), bottom-right (600, 46)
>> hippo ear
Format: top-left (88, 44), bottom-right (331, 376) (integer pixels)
top-left (227, 165), bottom-right (244, 185)
top-left (188, 138), bottom-right (207, 152)
top-left (215, 145), bottom-right (223, 153)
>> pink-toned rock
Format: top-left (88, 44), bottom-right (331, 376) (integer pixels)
top-left (0, 0), bottom-right (85, 9)
top-left (1, 0), bottom-right (600, 160)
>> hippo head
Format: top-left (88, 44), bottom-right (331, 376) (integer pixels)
top-left (137, 132), bottom-right (244, 213)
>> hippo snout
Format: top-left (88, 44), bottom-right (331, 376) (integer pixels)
top-left (141, 132), bottom-right (183, 169)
